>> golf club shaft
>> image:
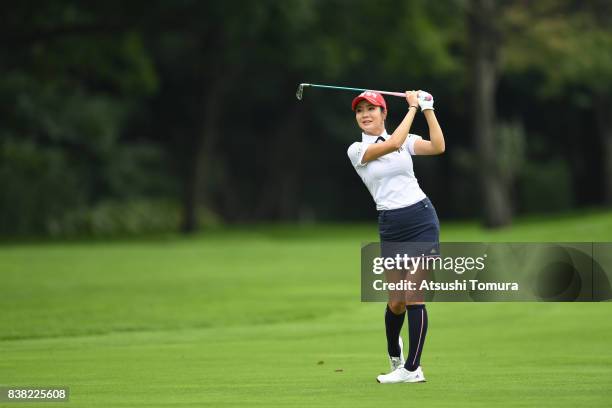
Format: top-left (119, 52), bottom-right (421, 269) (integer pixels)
top-left (304, 83), bottom-right (406, 98)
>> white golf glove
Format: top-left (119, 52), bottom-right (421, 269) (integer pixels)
top-left (418, 91), bottom-right (434, 111)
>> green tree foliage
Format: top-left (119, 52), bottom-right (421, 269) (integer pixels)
top-left (503, 1), bottom-right (612, 96)
top-left (503, 0), bottom-right (612, 204)
top-left (0, 1), bottom-right (609, 236)
top-left (0, 1), bottom-right (162, 235)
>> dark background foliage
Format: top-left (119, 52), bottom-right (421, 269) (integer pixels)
top-left (1, 0), bottom-right (610, 236)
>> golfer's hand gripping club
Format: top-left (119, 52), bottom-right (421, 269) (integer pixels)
top-left (417, 91), bottom-right (434, 111)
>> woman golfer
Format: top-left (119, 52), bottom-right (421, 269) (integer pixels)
top-left (347, 90), bottom-right (445, 383)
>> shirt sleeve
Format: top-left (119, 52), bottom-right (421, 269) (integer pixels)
top-left (347, 142), bottom-right (369, 168)
top-left (404, 134), bottom-right (423, 155)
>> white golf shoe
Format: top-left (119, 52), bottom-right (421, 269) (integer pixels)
top-left (376, 366), bottom-right (426, 384)
top-left (389, 336), bottom-right (405, 371)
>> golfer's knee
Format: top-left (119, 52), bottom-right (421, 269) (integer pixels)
top-left (388, 301), bottom-right (405, 314)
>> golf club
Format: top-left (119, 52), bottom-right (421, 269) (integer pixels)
top-left (296, 83), bottom-right (417, 100)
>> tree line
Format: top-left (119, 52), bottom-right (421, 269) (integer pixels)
top-left (1, 0), bottom-right (610, 236)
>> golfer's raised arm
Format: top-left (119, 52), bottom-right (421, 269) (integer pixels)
top-left (412, 111), bottom-right (445, 155)
top-left (413, 92), bottom-right (445, 155)
top-left (362, 91), bottom-right (419, 163)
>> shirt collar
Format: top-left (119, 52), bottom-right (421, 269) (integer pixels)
top-left (361, 129), bottom-right (389, 144)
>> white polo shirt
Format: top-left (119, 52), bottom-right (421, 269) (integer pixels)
top-left (347, 130), bottom-right (426, 210)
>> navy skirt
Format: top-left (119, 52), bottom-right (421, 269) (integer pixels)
top-left (378, 197), bottom-right (440, 258)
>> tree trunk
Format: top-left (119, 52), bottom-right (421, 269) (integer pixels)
top-left (254, 103), bottom-right (305, 220)
top-left (468, 0), bottom-right (512, 228)
top-left (180, 57), bottom-right (233, 233)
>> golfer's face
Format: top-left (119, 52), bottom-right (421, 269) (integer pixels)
top-left (355, 101), bottom-right (385, 135)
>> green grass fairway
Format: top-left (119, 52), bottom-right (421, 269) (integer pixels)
top-left (2, 211), bottom-right (612, 407)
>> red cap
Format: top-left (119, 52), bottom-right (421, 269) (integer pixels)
top-left (351, 91), bottom-right (387, 111)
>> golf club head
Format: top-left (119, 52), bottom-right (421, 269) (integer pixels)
top-left (296, 83), bottom-right (309, 100)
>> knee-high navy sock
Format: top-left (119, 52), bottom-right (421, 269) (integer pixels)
top-left (405, 304), bottom-right (428, 371)
top-left (385, 305), bottom-right (405, 358)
